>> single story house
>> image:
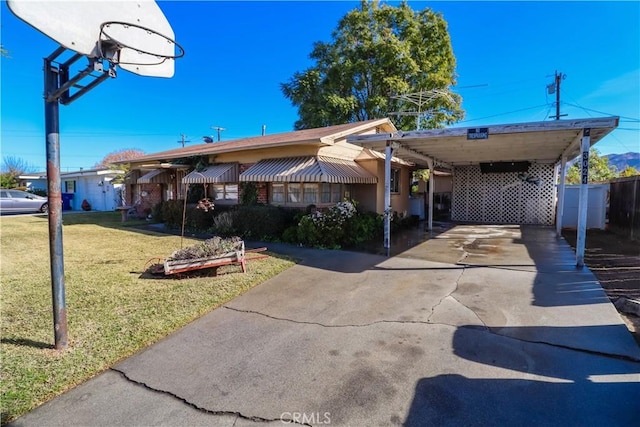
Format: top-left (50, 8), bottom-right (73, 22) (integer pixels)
top-left (19, 168), bottom-right (125, 211)
top-left (120, 115), bottom-right (619, 265)
top-left (122, 118), bottom-right (418, 217)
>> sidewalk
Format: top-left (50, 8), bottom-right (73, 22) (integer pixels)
top-left (11, 225), bottom-right (640, 426)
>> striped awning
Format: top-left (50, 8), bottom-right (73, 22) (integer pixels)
top-left (137, 169), bottom-right (170, 184)
top-left (182, 163), bottom-right (238, 184)
top-left (239, 156), bottom-right (377, 184)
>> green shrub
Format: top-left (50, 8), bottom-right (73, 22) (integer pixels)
top-left (152, 201), bottom-right (165, 223)
top-left (159, 200), bottom-right (215, 232)
top-left (211, 211), bottom-right (236, 236)
top-left (187, 205), bottom-right (216, 231)
top-left (240, 182), bottom-right (258, 205)
top-left (343, 211), bottom-right (383, 246)
top-left (281, 225), bottom-right (299, 244)
top-left (160, 200), bottom-right (184, 229)
top-left (295, 200), bottom-right (383, 249)
top-left (233, 205), bottom-right (289, 240)
top-left (296, 200), bottom-right (357, 249)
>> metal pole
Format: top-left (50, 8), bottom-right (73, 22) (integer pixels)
top-left (555, 71), bottom-right (561, 121)
top-left (44, 56), bottom-right (68, 349)
top-left (556, 155), bottom-right (567, 237)
top-left (576, 128), bottom-right (591, 267)
top-left (427, 159), bottom-right (434, 231)
top-left (384, 141), bottom-right (393, 254)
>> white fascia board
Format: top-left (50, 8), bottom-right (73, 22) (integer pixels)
top-left (346, 132), bottom-right (400, 144)
top-left (400, 117), bottom-right (619, 140)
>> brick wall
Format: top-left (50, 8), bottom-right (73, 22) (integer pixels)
top-left (238, 163), bottom-right (269, 204)
top-left (132, 184), bottom-right (164, 217)
top-left (239, 163), bottom-right (254, 173)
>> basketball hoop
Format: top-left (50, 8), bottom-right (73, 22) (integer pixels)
top-left (98, 21), bottom-right (185, 66)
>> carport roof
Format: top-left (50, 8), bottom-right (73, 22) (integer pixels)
top-left (347, 117), bottom-right (619, 169)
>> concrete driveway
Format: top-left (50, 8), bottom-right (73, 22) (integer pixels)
top-left (11, 225), bottom-right (640, 426)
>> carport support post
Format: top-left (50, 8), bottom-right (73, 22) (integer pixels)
top-left (576, 128), bottom-right (590, 267)
top-left (427, 159), bottom-right (434, 231)
top-left (384, 141), bottom-right (393, 254)
top-left (44, 54), bottom-right (68, 350)
top-left (556, 155), bottom-right (567, 236)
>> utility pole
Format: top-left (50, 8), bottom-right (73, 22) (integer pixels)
top-left (548, 71), bottom-right (567, 120)
top-left (177, 133), bottom-right (191, 147)
top-left (210, 126), bottom-right (226, 142)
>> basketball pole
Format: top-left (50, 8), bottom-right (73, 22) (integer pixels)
top-left (44, 47), bottom-right (68, 350)
top-left (42, 47), bottom-right (113, 350)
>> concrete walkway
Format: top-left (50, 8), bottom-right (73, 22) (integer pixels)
top-left (11, 225), bottom-right (640, 426)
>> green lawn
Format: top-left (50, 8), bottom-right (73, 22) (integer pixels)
top-left (0, 212), bottom-right (294, 423)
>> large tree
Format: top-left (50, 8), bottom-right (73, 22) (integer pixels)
top-left (281, 1), bottom-right (463, 130)
top-left (566, 148), bottom-right (618, 184)
top-left (94, 149), bottom-right (145, 169)
top-left (1, 156), bottom-right (36, 188)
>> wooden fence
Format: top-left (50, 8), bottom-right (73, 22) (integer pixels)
top-left (608, 175), bottom-right (640, 240)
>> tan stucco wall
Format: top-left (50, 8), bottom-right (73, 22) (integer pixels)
top-left (211, 145), bottom-right (321, 164)
top-left (357, 158), bottom-right (411, 215)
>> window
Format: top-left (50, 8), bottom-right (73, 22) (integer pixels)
top-left (288, 183), bottom-right (301, 203)
top-left (272, 184), bottom-right (285, 203)
top-left (321, 183), bottom-right (331, 203)
top-left (211, 184), bottom-right (238, 202)
top-left (64, 180), bottom-right (76, 193)
top-left (332, 183), bottom-right (342, 202)
top-left (225, 184), bottom-right (238, 200)
top-left (270, 183), bottom-right (352, 206)
top-left (390, 168), bottom-right (400, 193)
top-left (303, 184), bottom-right (318, 204)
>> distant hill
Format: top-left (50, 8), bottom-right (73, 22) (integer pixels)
top-left (604, 152), bottom-right (640, 172)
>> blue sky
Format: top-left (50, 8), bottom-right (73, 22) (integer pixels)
top-left (2, 1), bottom-right (639, 172)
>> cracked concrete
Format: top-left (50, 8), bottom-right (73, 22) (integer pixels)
top-left (11, 225), bottom-right (640, 426)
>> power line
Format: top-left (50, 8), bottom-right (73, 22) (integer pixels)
top-left (457, 103), bottom-right (549, 124)
top-left (563, 103), bottom-right (639, 122)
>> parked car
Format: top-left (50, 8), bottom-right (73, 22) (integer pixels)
top-left (0, 189), bottom-right (48, 213)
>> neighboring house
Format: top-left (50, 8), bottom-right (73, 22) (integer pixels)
top-left (122, 119), bottom-right (416, 217)
top-left (19, 168), bottom-right (125, 211)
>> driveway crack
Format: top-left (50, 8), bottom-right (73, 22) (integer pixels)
top-left (425, 266), bottom-right (489, 330)
top-left (223, 306), bottom-right (462, 329)
top-left (426, 267), bottom-right (465, 324)
top-left (110, 368), bottom-right (311, 425)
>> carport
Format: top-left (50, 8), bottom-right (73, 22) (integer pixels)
top-left (348, 117), bottom-right (619, 266)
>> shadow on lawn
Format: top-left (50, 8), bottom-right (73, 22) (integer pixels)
top-left (1, 337), bottom-right (53, 350)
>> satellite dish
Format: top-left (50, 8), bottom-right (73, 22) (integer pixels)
top-left (202, 136), bottom-right (214, 143)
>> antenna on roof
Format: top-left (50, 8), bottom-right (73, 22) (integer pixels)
top-left (262, 125), bottom-right (266, 136)
top-left (389, 89), bottom-right (455, 130)
top-left (210, 126), bottom-right (226, 141)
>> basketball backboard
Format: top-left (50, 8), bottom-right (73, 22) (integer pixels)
top-left (7, 0), bottom-right (180, 77)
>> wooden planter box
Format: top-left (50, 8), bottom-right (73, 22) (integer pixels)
top-left (164, 242), bottom-right (246, 275)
